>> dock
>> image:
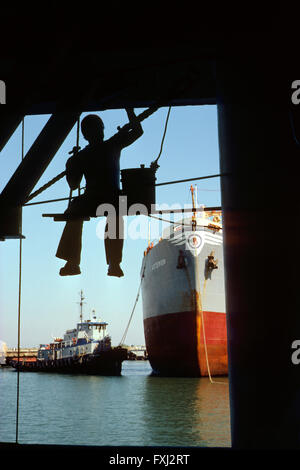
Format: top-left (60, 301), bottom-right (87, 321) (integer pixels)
top-left (126, 346), bottom-right (148, 360)
top-left (3, 348), bottom-right (38, 366)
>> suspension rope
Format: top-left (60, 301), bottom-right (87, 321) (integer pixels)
top-left (16, 118), bottom-right (25, 443)
top-left (76, 116), bottom-right (81, 197)
top-left (151, 106), bottom-right (171, 170)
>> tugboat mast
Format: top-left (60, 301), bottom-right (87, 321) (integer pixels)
top-left (78, 290), bottom-right (86, 323)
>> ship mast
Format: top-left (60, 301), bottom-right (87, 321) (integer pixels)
top-left (78, 290), bottom-right (86, 323)
top-left (190, 185), bottom-right (197, 230)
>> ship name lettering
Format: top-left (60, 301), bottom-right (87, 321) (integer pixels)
top-left (151, 259), bottom-right (166, 271)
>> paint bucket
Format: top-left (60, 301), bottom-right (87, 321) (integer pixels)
top-left (121, 165), bottom-right (156, 214)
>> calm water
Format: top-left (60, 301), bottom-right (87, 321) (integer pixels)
top-left (0, 361), bottom-right (231, 448)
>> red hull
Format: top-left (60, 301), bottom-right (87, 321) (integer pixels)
top-left (144, 310), bottom-right (228, 377)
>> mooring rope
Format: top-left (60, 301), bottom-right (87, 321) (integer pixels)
top-left (182, 248), bottom-right (226, 384)
top-left (194, 256), bottom-right (226, 385)
top-left (119, 262), bottom-right (146, 346)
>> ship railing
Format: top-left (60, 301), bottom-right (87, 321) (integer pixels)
top-left (52, 340), bottom-right (78, 350)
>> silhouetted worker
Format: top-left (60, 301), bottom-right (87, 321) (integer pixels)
top-left (56, 109), bottom-right (143, 277)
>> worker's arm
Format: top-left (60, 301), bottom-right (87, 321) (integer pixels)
top-left (111, 108), bottom-right (143, 149)
top-left (65, 153), bottom-right (84, 190)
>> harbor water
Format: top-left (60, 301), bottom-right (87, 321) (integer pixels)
top-left (0, 361), bottom-right (231, 448)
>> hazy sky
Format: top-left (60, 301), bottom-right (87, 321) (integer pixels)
top-left (0, 105), bottom-right (221, 348)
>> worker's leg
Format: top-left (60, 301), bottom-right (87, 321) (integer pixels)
top-left (56, 219), bottom-right (84, 275)
top-left (104, 215), bottom-right (124, 277)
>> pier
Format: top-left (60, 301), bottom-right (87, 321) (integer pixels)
top-left (126, 346), bottom-right (148, 360)
top-left (4, 348), bottom-right (38, 365)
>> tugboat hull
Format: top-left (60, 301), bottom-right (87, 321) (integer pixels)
top-left (10, 348), bottom-right (128, 376)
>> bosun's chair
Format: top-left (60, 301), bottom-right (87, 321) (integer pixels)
top-left (42, 164), bottom-right (157, 222)
top-left (41, 106), bottom-right (162, 222)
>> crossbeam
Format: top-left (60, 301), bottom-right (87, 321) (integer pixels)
top-left (42, 214), bottom-right (90, 221)
top-left (0, 109), bottom-right (27, 153)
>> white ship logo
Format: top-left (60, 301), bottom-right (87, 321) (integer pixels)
top-left (169, 230), bottom-right (222, 257)
top-left (187, 233), bottom-right (203, 251)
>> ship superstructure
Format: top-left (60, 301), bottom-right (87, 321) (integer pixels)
top-left (38, 316), bottom-right (112, 363)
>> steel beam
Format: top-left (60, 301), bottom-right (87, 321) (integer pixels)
top-left (0, 109), bottom-right (26, 153)
top-left (217, 46), bottom-right (300, 448)
top-left (0, 110), bottom-right (80, 239)
top-left (0, 111), bottom-right (80, 206)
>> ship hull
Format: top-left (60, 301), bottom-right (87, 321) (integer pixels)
top-left (141, 223), bottom-right (227, 377)
top-left (10, 348), bottom-right (128, 376)
top-left (144, 310), bottom-right (227, 377)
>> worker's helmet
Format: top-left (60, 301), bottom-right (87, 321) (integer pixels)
top-left (81, 114), bottom-right (104, 140)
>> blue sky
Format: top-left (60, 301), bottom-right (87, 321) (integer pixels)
top-left (0, 105), bottom-right (221, 348)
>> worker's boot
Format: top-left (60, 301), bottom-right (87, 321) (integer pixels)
top-left (59, 262), bottom-right (81, 276)
top-left (107, 263), bottom-right (124, 277)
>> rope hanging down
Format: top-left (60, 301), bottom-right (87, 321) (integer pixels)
top-left (16, 118), bottom-right (25, 444)
top-left (67, 116), bottom-right (81, 206)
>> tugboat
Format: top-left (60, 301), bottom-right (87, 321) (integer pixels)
top-left (9, 291), bottom-right (127, 375)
